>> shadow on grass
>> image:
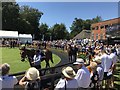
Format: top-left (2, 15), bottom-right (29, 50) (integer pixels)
top-left (114, 83), bottom-right (120, 89)
top-left (116, 63), bottom-right (120, 67)
top-left (114, 75), bottom-right (120, 80)
top-left (114, 72), bottom-right (120, 76)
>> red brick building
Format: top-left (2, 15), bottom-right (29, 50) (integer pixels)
top-left (91, 17), bottom-right (120, 40)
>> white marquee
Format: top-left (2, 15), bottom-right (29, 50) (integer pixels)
top-left (19, 34), bottom-right (32, 38)
top-left (0, 30), bottom-right (18, 38)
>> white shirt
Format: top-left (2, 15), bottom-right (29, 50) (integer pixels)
top-left (97, 64), bottom-right (104, 81)
top-left (110, 53), bottom-right (117, 64)
top-left (55, 78), bottom-right (78, 90)
top-left (0, 75), bottom-right (18, 89)
top-left (75, 66), bottom-right (91, 88)
top-left (101, 53), bottom-right (112, 72)
top-left (33, 54), bottom-right (41, 65)
top-left (0, 77), bottom-right (2, 90)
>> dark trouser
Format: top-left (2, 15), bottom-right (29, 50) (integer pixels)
top-left (34, 65), bottom-right (41, 69)
top-left (44, 60), bottom-right (50, 75)
top-left (72, 54), bottom-right (77, 62)
top-left (45, 60), bottom-right (50, 68)
top-left (68, 54), bottom-right (72, 62)
top-left (34, 65), bottom-right (42, 75)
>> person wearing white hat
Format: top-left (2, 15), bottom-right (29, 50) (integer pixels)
top-left (0, 63), bottom-right (18, 89)
top-left (55, 66), bottom-right (78, 90)
top-left (73, 58), bottom-right (91, 88)
top-left (94, 56), bottom-right (104, 88)
top-left (19, 67), bottom-right (40, 90)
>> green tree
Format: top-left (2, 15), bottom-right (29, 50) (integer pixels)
top-left (19, 5), bottom-right (43, 39)
top-left (70, 16), bottom-right (102, 38)
top-left (70, 18), bottom-right (84, 38)
top-left (83, 19), bottom-right (92, 30)
top-left (92, 16), bottom-right (102, 23)
top-left (17, 18), bottom-right (32, 34)
top-left (2, 2), bottom-right (20, 31)
top-left (39, 23), bottom-right (49, 40)
top-left (50, 23), bottom-right (69, 40)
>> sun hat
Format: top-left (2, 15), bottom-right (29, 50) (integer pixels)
top-left (73, 58), bottom-right (84, 65)
top-left (62, 66), bottom-right (76, 79)
top-left (93, 56), bottom-right (102, 64)
top-left (90, 62), bottom-right (97, 70)
top-left (25, 67), bottom-right (40, 80)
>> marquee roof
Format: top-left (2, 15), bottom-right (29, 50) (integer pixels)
top-left (0, 30), bottom-right (18, 38)
top-left (19, 34), bottom-right (32, 38)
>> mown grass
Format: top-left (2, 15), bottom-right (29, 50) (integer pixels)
top-left (1, 47), bottom-right (61, 74)
top-left (114, 62), bottom-right (120, 89)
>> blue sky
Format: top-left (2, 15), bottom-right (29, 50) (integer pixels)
top-left (17, 2), bottom-right (118, 32)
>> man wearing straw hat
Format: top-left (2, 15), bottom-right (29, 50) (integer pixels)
top-left (73, 58), bottom-right (91, 89)
top-left (94, 56), bottom-right (104, 88)
top-left (55, 66), bottom-right (78, 90)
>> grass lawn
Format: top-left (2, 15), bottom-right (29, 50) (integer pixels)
top-left (0, 47), bottom-right (61, 74)
top-left (114, 62), bottom-right (120, 88)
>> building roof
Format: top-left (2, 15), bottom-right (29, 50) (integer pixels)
top-left (73, 30), bottom-right (91, 39)
top-left (19, 34), bottom-right (32, 38)
top-left (91, 17), bottom-right (120, 28)
top-left (0, 30), bottom-right (18, 38)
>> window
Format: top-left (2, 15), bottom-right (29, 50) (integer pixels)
top-left (105, 25), bottom-right (109, 29)
top-left (100, 26), bottom-right (104, 29)
top-left (100, 35), bottom-right (103, 39)
top-left (91, 34), bottom-right (94, 40)
top-left (96, 26), bottom-right (99, 30)
top-left (91, 27), bottom-right (95, 30)
top-left (96, 34), bottom-right (98, 39)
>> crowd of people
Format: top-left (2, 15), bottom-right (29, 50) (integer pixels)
top-left (0, 39), bottom-right (20, 48)
top-left (0, 39), bottom-right (120, 90)
top-left (53, 40), bottom-right (120, 89)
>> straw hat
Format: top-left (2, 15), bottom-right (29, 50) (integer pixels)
top-left (93, 56), bottom-right (102, 64)
top-left (73, 58), bottom-right (84, 65)
top-left (62, 66), bottom-right (76, 79)
top-left (25, 67), bottom-right (40, 80)
top-left (90, 62), bottom-right (97, 70)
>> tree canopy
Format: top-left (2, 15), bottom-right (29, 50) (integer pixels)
top-left (2, 2), bottom-right (102, 40)
top-left (19, 5), bottom-right (43, 39)
top-left (70, 16), bottom-right (102, 38)
top-left (49, 23), bottom-right (69, 40)
top-left (2, 2), bottom-right (20, 31)
top-left (2, 2), bottom-right (43, 39)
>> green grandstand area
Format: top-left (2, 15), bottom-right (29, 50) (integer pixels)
top-left (0, 47), bottom-right (61, 74)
